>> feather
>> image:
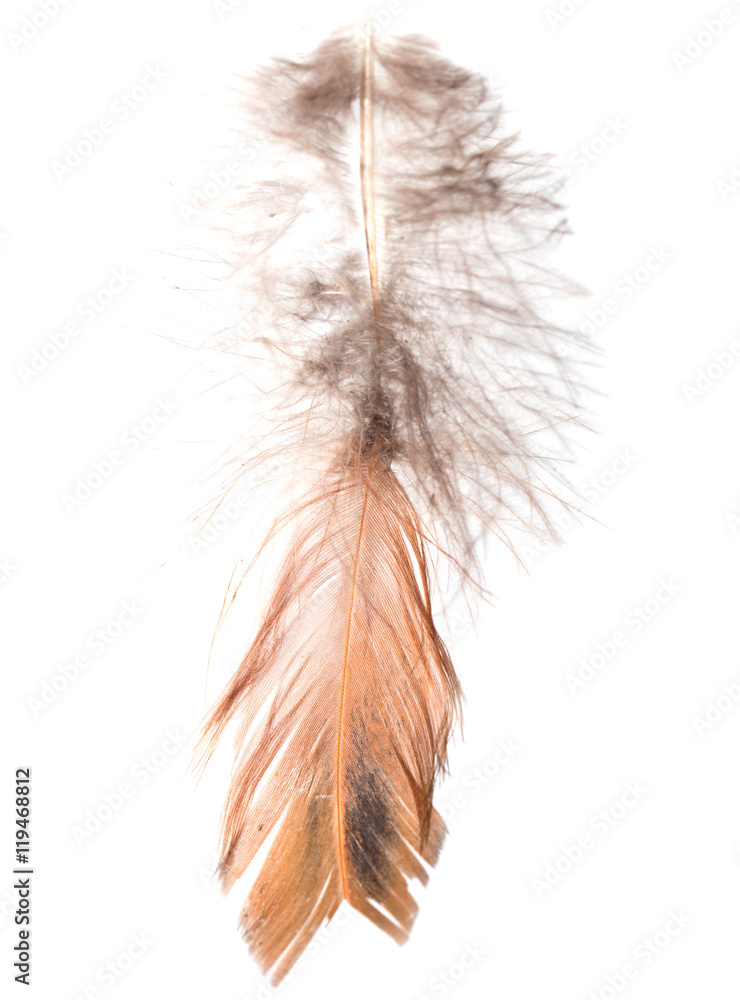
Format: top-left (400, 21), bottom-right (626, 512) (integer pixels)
top-left (198, 450), bottom-right (460, 982)
top-left (193, 24), bottom-right (586, 984)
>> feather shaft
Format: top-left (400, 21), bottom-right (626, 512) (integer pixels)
top-left (360, 24), bottom-right (380, 324)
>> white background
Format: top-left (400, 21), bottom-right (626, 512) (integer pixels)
top-left (2, 0), bottom-right (739, 998)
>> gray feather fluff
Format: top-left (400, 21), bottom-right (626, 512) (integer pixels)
top-left (217, 28), bottom-right (586, 578)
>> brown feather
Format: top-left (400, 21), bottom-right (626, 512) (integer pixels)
top-left (192, 21), bottom-right (586, 985)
